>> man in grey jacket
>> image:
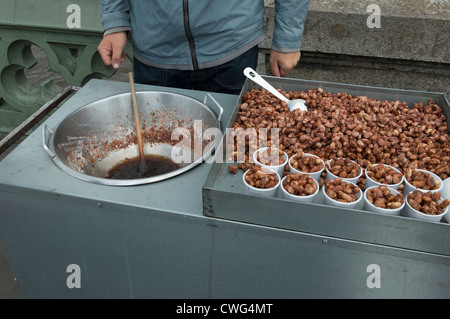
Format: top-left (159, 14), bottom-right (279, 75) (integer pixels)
top-left (98, 0), bottom-right (310, 94)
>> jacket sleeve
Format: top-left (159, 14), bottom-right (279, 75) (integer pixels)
top-left (100, 0), bottom-right (131, 31)
top-left (272, 0), bottom-right (310, 52)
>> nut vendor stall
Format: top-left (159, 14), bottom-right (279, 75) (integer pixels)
top-left (0, 77), bottom-right (449, 298)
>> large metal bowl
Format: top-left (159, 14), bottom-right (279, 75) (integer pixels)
top-left (42, 91), bottom-right (223, 186)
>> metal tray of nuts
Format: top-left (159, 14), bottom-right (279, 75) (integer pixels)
top-left (202, 76), bottom-right (450, 257)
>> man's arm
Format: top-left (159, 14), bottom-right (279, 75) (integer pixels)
top-left (100, 0), bottom-right (131, 31)
top-left (270, 0), bottom-right (310, 77)
top-left (98, 0), bottom-right (131, 69)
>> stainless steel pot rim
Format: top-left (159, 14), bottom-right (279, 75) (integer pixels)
top-left (42, 90), bottom-right (223, 186)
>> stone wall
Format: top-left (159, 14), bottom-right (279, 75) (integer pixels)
top-left (261, 0), bottom-right (450, 98)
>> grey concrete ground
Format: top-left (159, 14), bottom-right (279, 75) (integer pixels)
top-left (0, 143), bottom-right (23, 299)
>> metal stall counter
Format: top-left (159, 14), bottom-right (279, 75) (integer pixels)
top-left (0, 78), bottom-right (449, 298)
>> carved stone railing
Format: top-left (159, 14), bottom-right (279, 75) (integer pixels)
top-left (0, 0), bottom-right (131, 137)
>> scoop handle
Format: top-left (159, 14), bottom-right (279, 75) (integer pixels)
top-left (243, 67), bottom-right (289, 103)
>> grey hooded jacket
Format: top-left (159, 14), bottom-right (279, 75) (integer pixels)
top-left (100, 0), bottom-right (310, 70)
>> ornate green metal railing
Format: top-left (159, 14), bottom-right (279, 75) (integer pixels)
top-left (0, 0), bottom-right (132, 138)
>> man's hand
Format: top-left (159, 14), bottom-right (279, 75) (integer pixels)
top-left (97, 32), bottom-right (127, 69)
top-left (269, 50), bottom-right (301, 77)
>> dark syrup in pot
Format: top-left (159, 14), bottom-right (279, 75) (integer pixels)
top-left (106, 154), bottom-right (181, 179)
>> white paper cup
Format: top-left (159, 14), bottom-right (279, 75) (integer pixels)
top-left (325, 158), bottom-right (362, 184)
top-left (243, 168), bottom-right (280, 197)
top-left (442, 177), bottom-right (450, 223)
top-left (363, 186), bottom-right (405, 216)
top-left (404, 193), bottom-right (449, 223)
top-left (280, 175), bottom-right (319, 203)
top-left (403, 169), bottom-right (443, 195)
top-left (323, 182), bottom-right (363, 209)
top-left (365, 164), bottom-right (404, 190)
top-left (288, 153), bottom-right (324, 182)
top-left (253, 147), bottom-right (288, 177)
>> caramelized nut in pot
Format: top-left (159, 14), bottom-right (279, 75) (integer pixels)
top-left (406, 190), bottom-right (450, 215)
top-left (290, 150), bottom-right (324, 173)
top-left (366, 164), bottom-right (403, 185)
top-left (231, 88), bottom-right (449, 182)
top-left (282, 173), bottom-right (317, 196)
top-left (366, 185), bottom-right (405, 209)
top-left (244, 165), bottom-right (279, 189)
top-left (257, 148), bottom-right (286, 166)
top-left (404, 168), bottom-right (441, 190)
top-left (228, 165), bottom-right (239, 175)
top-left (324, 178), bottom-right (360, 203)
top-left (325, 158), bottom-right (361, 179)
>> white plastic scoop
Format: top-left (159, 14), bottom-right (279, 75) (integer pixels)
top-left (243, 67), bottom-right (307, 112)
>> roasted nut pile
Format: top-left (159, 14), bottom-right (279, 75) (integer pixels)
top-left (244, 165), bottom-right (279, 189)
top-left (325, 158), bottom-right (360, 178)
top-left (407, 190), bottom-right (450, 215)
top-left (229, 88), bottom-right (449, 180)
top-left (366, 185), bottom-right (405, 209)
top-left (290, 150), bottom-right (323, 173)
top-left (404, 168), bottom-right (440, 190)
top-left (366, 164), bottom-right (403, 185)
top-left (282, 173), bottom-right (317, 196)
top-left (228, 164), bottom-right (239, 175)
top-left (324, 178), bottom-right (360, 203)
top-left (257, 148), bottom-right (286, 166)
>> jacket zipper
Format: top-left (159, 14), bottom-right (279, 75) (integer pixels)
top-left (182, 0), bottom-right (199, 70)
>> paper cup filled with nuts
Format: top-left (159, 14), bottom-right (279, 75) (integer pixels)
top-left (253, 147), bottom-right (288, 177)
top-left (281, 173), bottom-right (319, 203)
top-left (288, 150), bottom-right (324, 181)
top-left (323, 178), bottom-right (363, 209)
top-left (403, 168), bottom-right (443, 195)
top-left (324, 158), bottom-right (362, 184)
top-left (364, 185), bottom-right (405, 216)
top-left (243, 165), bottom-right (281, 197)
top-left (442, 178), bottom-right (450, 223)
top-left (404, 190), bottom-right (449, 223)
top-left (365, 163), bottom-right (404, 190)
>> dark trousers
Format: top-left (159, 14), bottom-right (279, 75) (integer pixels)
top-left (133, 46), bottom-right (258, 95)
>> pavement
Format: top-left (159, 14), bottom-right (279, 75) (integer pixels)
top-left (0, 142), bottom-right (23, 299)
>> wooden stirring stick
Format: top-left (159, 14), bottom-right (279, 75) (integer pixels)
top-left (128, 72), bottom-right (148, 176)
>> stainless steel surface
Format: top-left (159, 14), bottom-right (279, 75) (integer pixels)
top-left (43, 91), bottom-right (223, 186)
top-left (243, 67), bottom-right (307, 111)
top-left (1, 79), bottom-right (449, 298)
top-left (1, 79), bottom-right (235, 217)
